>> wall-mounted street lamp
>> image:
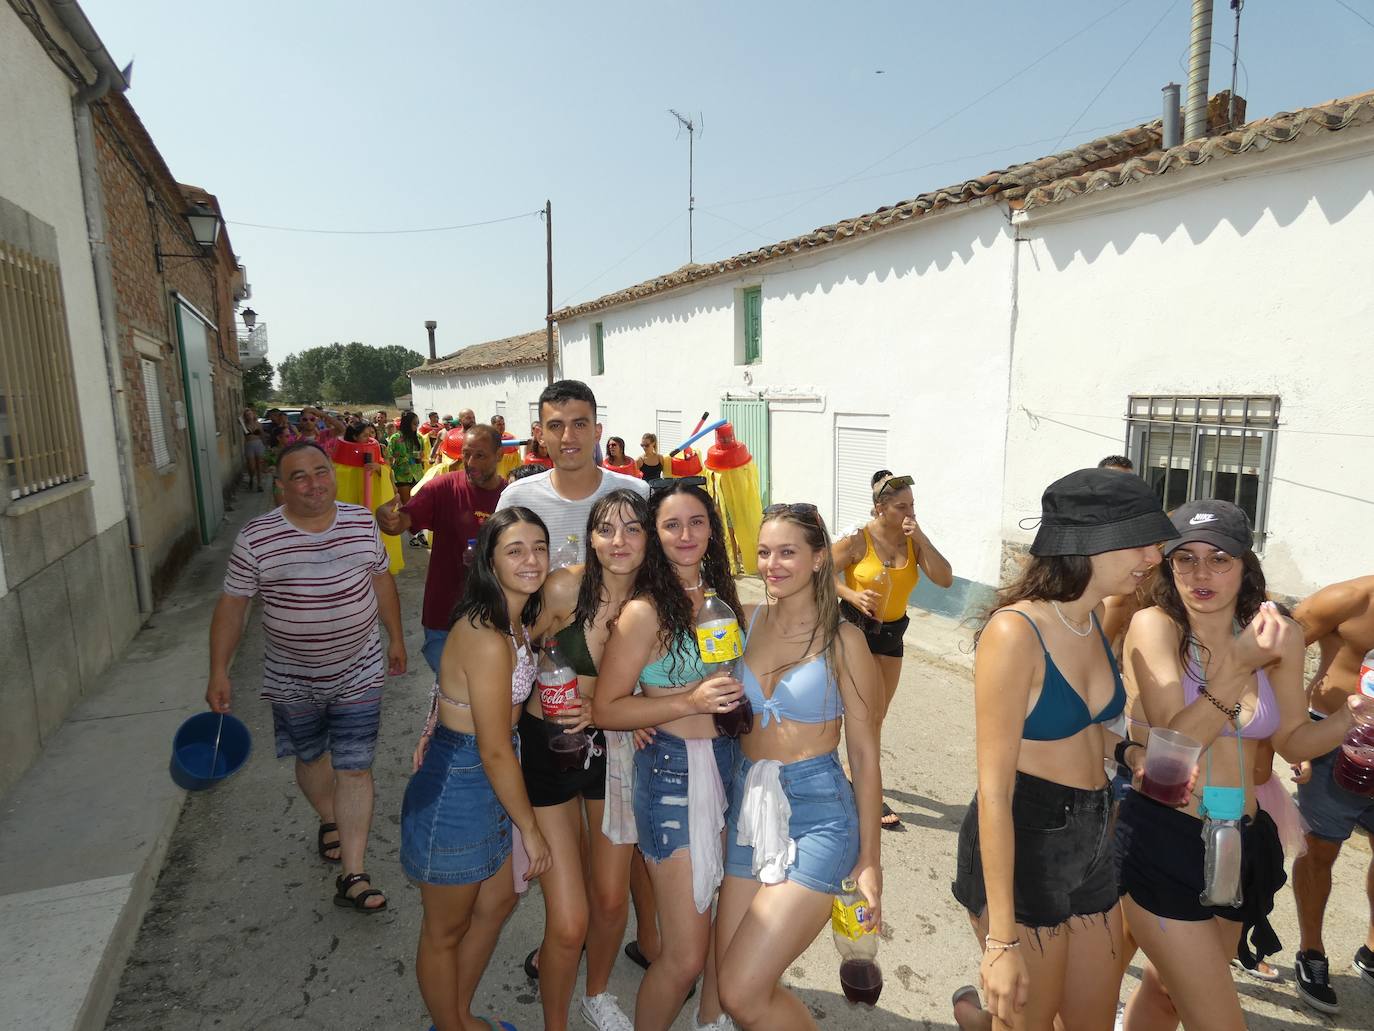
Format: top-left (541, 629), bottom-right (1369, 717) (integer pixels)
top-left (156, 202), bottom-right (223, 270)
top-left (241, 307), bottom-right (258, 330)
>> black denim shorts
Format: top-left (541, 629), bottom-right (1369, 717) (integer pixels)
top-left (840, 601), bottom-right (909, 658)
top-left (952, 771), bottom-right (1117, 929)
top-left (517, 710), bottom-right (606, 808)
top-left (1114, 790), bottom-right (1286, 924)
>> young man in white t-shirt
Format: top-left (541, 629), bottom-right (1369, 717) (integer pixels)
top-left (495, 380), bottom-right (649, 559)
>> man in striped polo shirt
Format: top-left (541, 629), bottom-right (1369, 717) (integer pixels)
top-left (207, 442), bottom-right (406, 912)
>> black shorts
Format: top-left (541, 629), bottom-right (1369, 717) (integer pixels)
top-left (952, 771), bottom-right (1117, 929)
top-left (1115, 790), bottom-right (1285, 924)
top-left (840, 601), bottom-right (909, 658)
top-left (517, 710), bottom-right (606, 808)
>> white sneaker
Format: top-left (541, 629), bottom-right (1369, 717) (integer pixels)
top-left (580, 992), bottom-right (633, 1031)
top-left (693, 1014), bottom-right (737, 1031)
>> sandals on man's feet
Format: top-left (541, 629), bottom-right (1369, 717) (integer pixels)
top-left (317, 822), bottom-right (341, 863)
top-left (334, 872), bottom-right (387, 913)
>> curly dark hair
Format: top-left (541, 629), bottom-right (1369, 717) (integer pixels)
top-left (575, 489), bottom-right (649, 630)
top-left (1151, 548), bottom-right (1268, 665)
top-left (972, 554), bottom-right (1093, 648)
top-left (636, 479), bottom-right (743, 677)
top-left (452, 507), bottom-right (547, 634)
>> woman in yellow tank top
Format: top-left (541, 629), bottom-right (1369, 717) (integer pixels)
top-left (833, 470), bottom-right (953, 827)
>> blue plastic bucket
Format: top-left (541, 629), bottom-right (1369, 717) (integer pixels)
top-left (169, 712), bottom-right (252, 791)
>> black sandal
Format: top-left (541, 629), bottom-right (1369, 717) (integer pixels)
top-left (622, 940), bottom-right (693, 996)
top-left (317, 823), bottom-right (341, 863)
top-left (524, 947), bottom-right (540, 980)
top-left (334, 872), bottom-right (387, 913)
top-left (880, 803), bottom-right (903, 831)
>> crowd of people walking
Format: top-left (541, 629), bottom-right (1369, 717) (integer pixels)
top-left (213, 383), bottom-right (1372, 1030)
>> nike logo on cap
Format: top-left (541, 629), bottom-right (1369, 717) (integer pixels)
top-left (1189, 513), bottom-right (1217, 525)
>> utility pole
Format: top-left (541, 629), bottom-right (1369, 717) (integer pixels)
top-left (544, 199), bottom-right (554, 385)
top-left (669, 109), bottom-right (697, 263)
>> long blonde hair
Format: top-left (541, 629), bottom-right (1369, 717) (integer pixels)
top-left (759, 506), bottom-right (846, 695)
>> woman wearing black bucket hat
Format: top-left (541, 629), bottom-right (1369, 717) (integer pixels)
top-left (1113, 500), bottom-right (1356, 1028)
top-left (950, 468), bottom-right (1176, 1030)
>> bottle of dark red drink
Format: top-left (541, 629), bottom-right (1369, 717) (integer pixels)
top-left (538, 637), bottom-right (589, 771)
top-left (832, 878), bottom-right (882, 1006)
top-left (695, 588), bottom-right (751, 737)
top-left (1333, 695), bottom-right (1374, 797)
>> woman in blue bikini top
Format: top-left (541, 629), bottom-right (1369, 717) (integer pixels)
top-left (713, 503), bottom-right (885, 1030)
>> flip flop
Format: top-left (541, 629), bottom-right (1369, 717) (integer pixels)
top-left (523, 947), bottom-right (540, 980)
top-left (1231, 956), bottom-right (1283, 982)
top-left (880, 802), bottom-right (903, 831)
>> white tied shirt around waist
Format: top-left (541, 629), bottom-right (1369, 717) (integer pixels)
top-left (222, 503), bottom-right (390, 704)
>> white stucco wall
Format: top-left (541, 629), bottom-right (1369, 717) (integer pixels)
top-left (0, 11), bottom-right (124, 560)
top-left (559, 202), bottom-right (1017, 591)
top-left (1007, 130), bottom-right (1374, 597)
top-left (410, 365), bottom-right (550, 438)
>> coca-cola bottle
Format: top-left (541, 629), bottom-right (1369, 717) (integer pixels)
top-left (695, 588), bottom-right (752, 737)
top-left (538, 636), bottom-right (589, 771)
top-left (1334, 695), bottom-right (1374, 796)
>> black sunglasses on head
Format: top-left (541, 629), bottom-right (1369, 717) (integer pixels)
top-left (764, 501), bottom-right (820, 517)
top-left (873, 474), bottom-right (914, 501)
top-left (649, 475), bottom-right (707, 494)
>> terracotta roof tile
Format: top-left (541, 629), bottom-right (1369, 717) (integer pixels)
top-left (1023, 89), bottom-right (1374, 210)
top-left (553, 121), bottom-right (1163, 322)
top-left (410, 327), bottom-right (554, 377)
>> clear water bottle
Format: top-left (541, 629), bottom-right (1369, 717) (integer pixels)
top-left (537, 636), bottom-right (589, 771)
top-left (832, 878), bottom-right (882, 1006)
top-left (694, 588), bottom-right (751, 737)
top-left (867, 561), bottom-right (893, 624)
top-left (462, 537), bottom-right (477, 568)
top-left (551, 534), bottom-right (579, 569)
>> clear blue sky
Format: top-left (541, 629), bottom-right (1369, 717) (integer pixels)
top-left (81, 0), bottom-right (1373, 368)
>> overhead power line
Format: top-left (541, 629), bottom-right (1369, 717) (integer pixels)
top-left (225, 209), bottom-right (542, 235)
top-left (700, 0), bottom-right (1136, 260)
top-left (1331, 0), bottom-right (1374, 32)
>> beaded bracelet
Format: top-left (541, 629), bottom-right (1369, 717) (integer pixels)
top-left (985, 936), bottom-right (1021, 951)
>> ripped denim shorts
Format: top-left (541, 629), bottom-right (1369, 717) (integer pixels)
top-left (633, 730), bottom-right (736, 862)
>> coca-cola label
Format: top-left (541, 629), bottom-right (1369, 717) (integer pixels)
top-left (1361, 650), bottom-right (1374, 698)
top-left (539, 673), bottom-right (580, 719)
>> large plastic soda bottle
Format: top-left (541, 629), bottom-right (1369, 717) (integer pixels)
top-left (832, 878), bottom-right (882, 1006)
top-left (867, 561), bottom-right (893, 622)
top-left (1333, 695), bottom-right (1374, 796)
top-left (1359, 648), bottom-right (1374, 698)
top-left (538, 637), bottom-right (590, 770)
top-left (551, 534), bottom-right (580, 570)
top-left (694, 588), bottom-right (752, 737)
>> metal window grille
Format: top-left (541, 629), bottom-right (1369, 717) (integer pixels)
top-left (655, 409), bottom-right (682, 452)
top-left (833, 416), bottom-right (888, 533)
top-left (1125, 395), bottom-right (1280, 547)
top-left (0, 240), bottom-right (88, 501)
top-left (141, 358), bottom-right (172, 469)
top-left (592, 322), bottom-right (605, 376)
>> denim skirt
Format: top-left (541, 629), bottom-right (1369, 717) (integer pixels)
top-left (633, 731), bottom-right (736, 862)
top-left (401, 725), bottom-right (512, 885)
top-left (724, 750), bottom-right (859, 895)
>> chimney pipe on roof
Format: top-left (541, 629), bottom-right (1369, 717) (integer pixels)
top-left (1162, 83), bottom-right (1182, 148)
top-left (1184, 0), bottom-right (1214, 141)
top-left (424, 320), bottom-right (437, 363)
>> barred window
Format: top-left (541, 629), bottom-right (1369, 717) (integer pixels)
top-left (1126, 395), bottom-right (1279, 547)
top-left (141, 357), bottom-right (173, 469)
top-left (0, 231), bottom-right (88, 504)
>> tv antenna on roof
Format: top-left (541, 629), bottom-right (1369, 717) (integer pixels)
top-left (669, 109), bottom-right (702, 263)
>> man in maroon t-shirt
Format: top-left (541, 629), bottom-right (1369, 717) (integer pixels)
top-left (376, 423), bottom-right (505, 673)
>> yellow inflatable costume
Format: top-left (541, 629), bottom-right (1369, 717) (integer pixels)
top-left (332, 439), bottom-right (404, 575)
top-left (703, 423), bottom-right (762, 576)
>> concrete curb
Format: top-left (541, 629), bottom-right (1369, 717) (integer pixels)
top-left (0, 494), bottom-right (257, 1031)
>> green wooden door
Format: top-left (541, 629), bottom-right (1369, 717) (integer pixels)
top-left (720, 398), bottom-right (769, 507)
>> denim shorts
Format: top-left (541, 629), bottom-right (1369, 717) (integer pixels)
top-left (633, 731), bottom-right (737, 862)
top-left (401, 725), bottom-right (512, 885)
top-left (421, 627), bottom-right (450, 675)
top-left (1295, 735), bottom-right (1374, 843)
top-left (724, 751), bottom-right (859, 895)
top-left (270, 687), bottom-right (381, 770)
top-left (952, 771), bottom-right (1116, 929)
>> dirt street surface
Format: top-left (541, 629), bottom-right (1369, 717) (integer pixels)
top-left (107, 499), bottom-right (1374, 1029)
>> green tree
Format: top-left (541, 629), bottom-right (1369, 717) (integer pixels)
top-left (243, 358), bottom-right (275, 405)
top-left (278, 342), bottom-right (422, 403)
top-left (391, 373), bottom-right (411, 400)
